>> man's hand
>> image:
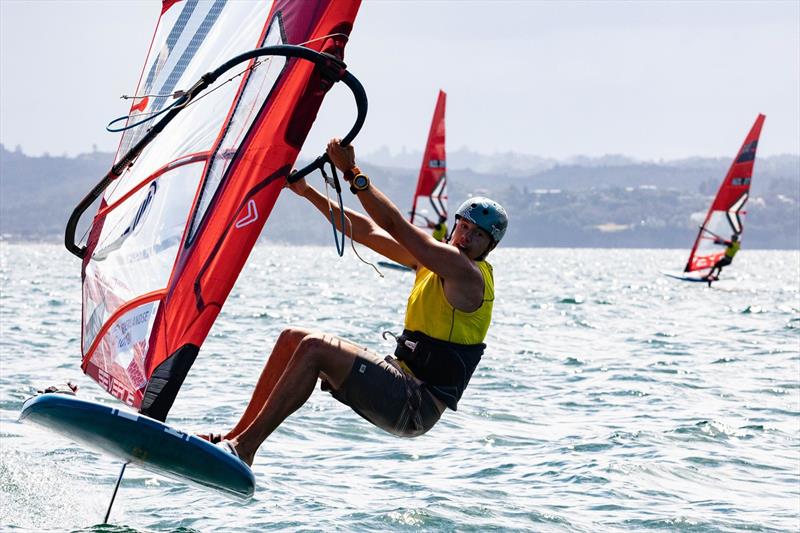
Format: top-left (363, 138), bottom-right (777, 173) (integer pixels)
top-left (326, 138), bottom-right (356, 175)
top-left (285, 173), bottom-right (310, 196)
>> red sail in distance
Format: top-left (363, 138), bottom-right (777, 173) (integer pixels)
top-left (684, 114), bottom-right (766, 272)
top-left (409, 90), bottom-right (447, 226)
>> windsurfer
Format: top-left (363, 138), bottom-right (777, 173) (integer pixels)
top-left (418, 214), bottom-right (448, 241)
top-left (211, 139), bottom-right (508, 466)
top-left (431, 215), bottom-right (448, 242)
top-left (706, 234), bottom-right (740, 286)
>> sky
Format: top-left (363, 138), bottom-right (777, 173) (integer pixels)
top-left (1, 0), bottom-right (798, 162)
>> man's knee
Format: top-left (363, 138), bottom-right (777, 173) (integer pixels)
top-left (294, 334), bottom-right (353, 372)
top-left (295, 333), bottom-right (328, 361)
top-left (276, 327), bottom-right (313, 348)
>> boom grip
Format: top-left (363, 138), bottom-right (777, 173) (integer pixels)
top-left (288, 71), bottom-right (368, 184)
top-left (65, 171), bottom-right (117, 258)
top-left (65, 44), bottom-right (367, 257)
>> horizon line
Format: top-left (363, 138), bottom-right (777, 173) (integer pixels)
top-left (1, 142), bottom-right (798, 166)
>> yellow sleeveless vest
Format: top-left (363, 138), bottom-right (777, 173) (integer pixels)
top-left (725, 241), bottom-right (740, 258)
top-left (432, 222), bottom-right (448, 242)
top-left (404, 261), bottom-right (494, 344)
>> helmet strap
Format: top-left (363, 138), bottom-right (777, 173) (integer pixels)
top-left (476, 241), bottom-right (497, 261)
top-left (445, 224), bottom-right (455, 244)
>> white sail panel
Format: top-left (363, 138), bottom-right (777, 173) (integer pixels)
top-left (105, 0), bottom-right (273, 208)
top-left (88, 301), bottom-right (160, 405)
top-left (189, 13), bottom-right (287, 241)
top-left (83, 162), bottom-right (204, 353)
top-left (85, 0), bottom-right (275, 360)
top-left (74, 0), bottom-right (364, 417)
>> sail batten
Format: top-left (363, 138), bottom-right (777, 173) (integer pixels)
top-left (684, 114), bottom-right (765, 273)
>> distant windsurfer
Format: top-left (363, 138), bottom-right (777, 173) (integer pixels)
top-left (209, 139), bottom-right (508, 466)
top-left (706, 233), bottom-right (740, 286)
top-left (419, 214), bottom-right (448, 241)
top-left (431, 215), bottom-right (448, 242)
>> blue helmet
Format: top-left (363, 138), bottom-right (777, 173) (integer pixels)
top-left (454, 197), bottom-right (508, 243)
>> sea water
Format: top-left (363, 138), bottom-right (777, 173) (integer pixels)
top-left (0, 242), bottom-right (798, 532)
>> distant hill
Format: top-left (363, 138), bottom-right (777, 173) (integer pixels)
top-left (1, 144), bottom-right (798, 249)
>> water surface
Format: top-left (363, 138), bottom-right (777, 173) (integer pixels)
top-left (1, 243), bottom-right (798, 532)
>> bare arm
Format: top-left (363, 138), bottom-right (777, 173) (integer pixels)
top-left (325, 140), bottom-right (480, 286)
top-left (286, 178), bottom-right (418, 268)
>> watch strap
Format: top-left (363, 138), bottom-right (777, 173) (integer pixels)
top-left (343, 166), bottom-right (361, 182)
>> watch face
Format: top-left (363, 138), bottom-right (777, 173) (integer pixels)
top-left (354, 175), bottom-right (368, 189)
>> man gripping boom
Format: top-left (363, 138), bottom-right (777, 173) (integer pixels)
top-left (208, 139), bottom-right (508, 466)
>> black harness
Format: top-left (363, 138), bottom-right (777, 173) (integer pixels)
top-left (393, 329), bottom-right (484, 411)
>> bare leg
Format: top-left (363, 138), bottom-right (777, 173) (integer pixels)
top-left (228, 333), bottom-right (365, 465)
top-left (224, 328), bottom-right (311, 439)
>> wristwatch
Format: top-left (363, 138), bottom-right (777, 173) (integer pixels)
top-left (350, 173), bottom-right (370, 194)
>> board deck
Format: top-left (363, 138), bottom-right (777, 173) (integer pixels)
top-left (20, 394), bottom-right (254, 499)
top-left (662, 271), bottom-right (713, 283)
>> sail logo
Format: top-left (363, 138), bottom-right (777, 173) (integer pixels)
top-left (736, 141), bottom-right (758, 163)
top-left (429, 159), bottom-right (446, 168)
top-left (726, 192), bottom-right (748, 234)
top-left (431, 175), bottom-right (448, 200)
top-left (235, 199), bottom-right (259, 229)
top-left (92, 182), bottom-right (157, 261)
top-left (164, 427), bottom-right (189, 441)
top-left (97, 368), bottom-right (136, 406)
top-left (124, 181), bottom-right (157, 238)
top-left (130, 96), bottom-right (149, 113)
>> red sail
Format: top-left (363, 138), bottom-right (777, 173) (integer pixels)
top-left (79, 0), bottom-right (361, 420)
top-left (409, 90), bottom-right (447, 226)
top-left (684, 114), bottom-right (765, 272)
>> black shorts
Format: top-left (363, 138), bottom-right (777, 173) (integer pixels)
top-left (713, 256), bottom-right (733, 268)
top-left (327, 352), bottom-right (443, 437)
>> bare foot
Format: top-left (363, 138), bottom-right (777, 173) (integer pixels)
top-left (228, 438), bottom-right (256, 467)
